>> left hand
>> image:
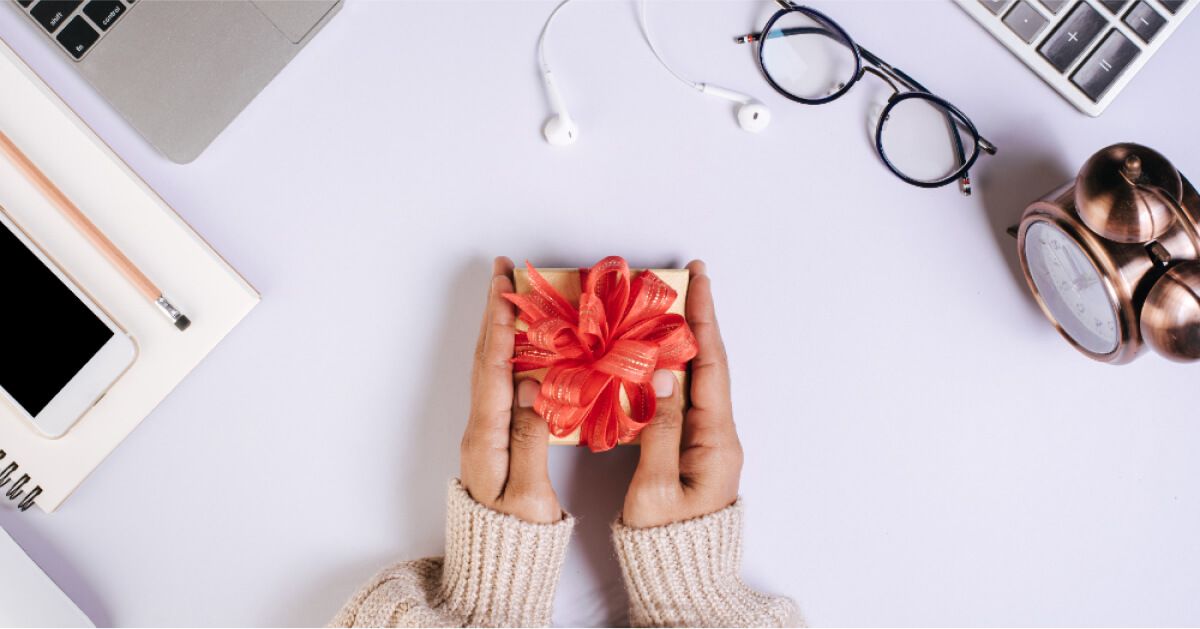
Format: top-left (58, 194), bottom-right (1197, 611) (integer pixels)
top-left (459, 257), bottom-right (562, 524)
top-left (621, 260), bottom-right (743, 529)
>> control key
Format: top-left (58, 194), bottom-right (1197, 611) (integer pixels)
top-left (82, 0), bottom-right (124, 31)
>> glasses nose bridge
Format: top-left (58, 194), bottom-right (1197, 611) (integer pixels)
top-left (861, 66), bottom-right (901, 97)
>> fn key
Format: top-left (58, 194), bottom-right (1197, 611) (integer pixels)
top-left (1070, 30), bottom-right (1140, 102)
top-left (55, 15), bottom-right (99, 59)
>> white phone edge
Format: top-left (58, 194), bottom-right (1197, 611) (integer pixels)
top-left (0, 208), bottom-right (138, 439)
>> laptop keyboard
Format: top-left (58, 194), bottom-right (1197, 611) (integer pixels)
top-left (14, 0), bottom-right (133, 60)
top-left (970, 0), bottom-right (1189, 109)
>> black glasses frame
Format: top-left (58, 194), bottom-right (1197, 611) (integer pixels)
top-left (739, 1), bottom-right (997, 195)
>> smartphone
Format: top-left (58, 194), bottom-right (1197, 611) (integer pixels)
top-left (0, 209), bottom-right (136, 438)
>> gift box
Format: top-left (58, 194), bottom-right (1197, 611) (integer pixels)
top-left (509, 258), bottom-right (695, 451)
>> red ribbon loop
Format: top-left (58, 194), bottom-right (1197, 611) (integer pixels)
top-left (504, 256), bottom-right (699, 452)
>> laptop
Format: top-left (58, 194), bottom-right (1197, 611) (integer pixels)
top-left (955, 0), bottom-right (1193, 116)
top-left (11, 0), bottom-right (342, 163)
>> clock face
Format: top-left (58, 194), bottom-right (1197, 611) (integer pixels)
top-left (1024, 221), bottom-right (1119, 355)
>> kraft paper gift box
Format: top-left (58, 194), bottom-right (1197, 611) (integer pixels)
top-left (512, 267), bottom-right (689, 446)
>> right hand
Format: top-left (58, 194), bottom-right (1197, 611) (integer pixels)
top-left (459, 257), bottom-right (562, 524)
top-left (621, 260), bottom-right (744, 529)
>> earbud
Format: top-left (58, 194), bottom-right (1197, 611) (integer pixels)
top-left (540, 69), bottom-right (577, 146)
top-left (537, 0), bottom-right (580, 147)
top-left (699, 84), bottom-right (771, 133)
top-left (737, 102), bottom-right (771, 133)
top-left (543, 114), bottom-right (577, 146)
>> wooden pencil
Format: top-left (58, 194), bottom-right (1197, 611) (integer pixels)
top-left (0, 130), bottom-right (190, 331)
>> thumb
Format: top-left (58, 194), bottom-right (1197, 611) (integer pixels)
top-left (507, 379), bottom-right (551, 493)
top-left (635, 370), bottom-right (684, 481)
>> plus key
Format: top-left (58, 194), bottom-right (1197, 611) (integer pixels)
top-left (1038, 1), bottom-right (1108, 72)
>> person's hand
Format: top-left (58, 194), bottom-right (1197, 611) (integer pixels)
top-left (459, 257), bottom-right (562, 524)
top-left (622, 260), bottom-right (743, 529)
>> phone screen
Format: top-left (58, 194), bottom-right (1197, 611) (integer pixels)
top-left (0, 220), bottom-right (113, 417)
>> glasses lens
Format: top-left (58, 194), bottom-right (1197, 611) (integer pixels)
top-left (760, 11), bottom-right (857, 101)
top-left (877, 96), bottom-right (977, 185)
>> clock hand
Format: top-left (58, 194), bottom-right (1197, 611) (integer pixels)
top-left (1064, 251), bottom-right (1085, 278)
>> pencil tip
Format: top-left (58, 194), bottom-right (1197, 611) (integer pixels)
top-left (175, 315), bottom-right (191, 331)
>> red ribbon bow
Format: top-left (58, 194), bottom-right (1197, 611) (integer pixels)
top-left (505, 257), bottom-right (699, 452)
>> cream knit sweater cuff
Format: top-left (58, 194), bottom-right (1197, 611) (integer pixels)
top-left (329, 481), bottom-right (574, 627)
top-left (612, 500), bottom-right (800, 627)
top-left (440, 480), bottom-right (575, 626)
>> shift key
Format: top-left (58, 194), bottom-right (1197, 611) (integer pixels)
top-left (1038, 2), bottom-right (1107, 72)
top-left (1070, 30), bottom-right (1140, 101)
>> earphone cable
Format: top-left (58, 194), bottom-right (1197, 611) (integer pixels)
top-left (538, 0), bottom-right (574, 75)
top-left (638, 0), bottom-right (704, 92)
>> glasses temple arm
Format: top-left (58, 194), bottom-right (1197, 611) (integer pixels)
top-left (736, 25), bottom-right (839, 44)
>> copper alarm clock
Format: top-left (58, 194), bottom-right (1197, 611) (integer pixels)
top-left (1016, 143), bottom-right (1200, 364)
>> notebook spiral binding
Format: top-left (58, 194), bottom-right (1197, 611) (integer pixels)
top-left (0, 450), bottom-right (41, 512)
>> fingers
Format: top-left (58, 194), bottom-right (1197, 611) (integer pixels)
top-left (474, 257), bottom-right (514, 358)
top-left (507, 379), bottom-right (551, 493)
top-left (634, 369), bottom-right (685, 481)
top-left (468, 257), bottom-right (518, 440)
top-left (685, 260), bottom-right (731, 414)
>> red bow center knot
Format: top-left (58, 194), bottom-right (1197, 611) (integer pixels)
top-left (504, 257), bottom-right (699, 452)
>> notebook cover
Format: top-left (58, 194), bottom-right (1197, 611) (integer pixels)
top-left (0, 37), bottom-right (260, 512)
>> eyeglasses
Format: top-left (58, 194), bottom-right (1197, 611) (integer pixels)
top-left (736, 1), bottom-right (997, 196)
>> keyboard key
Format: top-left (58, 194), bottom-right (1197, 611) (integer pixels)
top-left (1124, 1), bottom-right (1166, 41)
top-left (55, 14), bottom-right (97, 58)
top-left (17, 0), bottom-right (33, 7)
top-left (1158, 0), bottom-right (1184, 12)
top-left (1004, 0), bottom-right (1051, 41)
top-left (1038, 0), bottom-right (1070, 12)
top-left (82, 0), bottom-right (123, 30)
top-left (1038, 2), bottom-right (1108, 72)
top-left (1071, 29), bottom-right (1140, 101)
top-left (1099, 0), bottom-right (1129, 11)
top-left (30, 0), bottom-right (81, 32)
top-left (979, 0), bottom-right (1014, 13)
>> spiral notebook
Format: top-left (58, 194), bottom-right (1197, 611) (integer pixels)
top-left (0, 38), bottom-right (259, 512)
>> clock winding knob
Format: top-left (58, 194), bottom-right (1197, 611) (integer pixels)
top-left (1075, 143), bottom-right (1183, 243)
top-left (1140, 263), bottom-right (1200, 362)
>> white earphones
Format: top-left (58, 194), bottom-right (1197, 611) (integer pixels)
top-left (639, 0), bottom-right (770, 134)
top-left (536, 0), bottom-right (770, 146)
top-left (538, 0), bottom-right (577, 146)
top-left (699, 84), bottom-right (772, 133)
top-left (541, 69), bottom-right (577, 146)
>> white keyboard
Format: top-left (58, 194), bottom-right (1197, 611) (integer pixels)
top-left (955, 0), bottom-right (1194, 116)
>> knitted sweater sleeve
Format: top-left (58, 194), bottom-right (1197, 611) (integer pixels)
top-left (330, 480), bottom-right (574, 628)
top-left (611, 500), bottom-right (801, 628)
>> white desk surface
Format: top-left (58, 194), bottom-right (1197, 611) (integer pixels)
top-left (1, 0), bottom-right (1199, 626)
